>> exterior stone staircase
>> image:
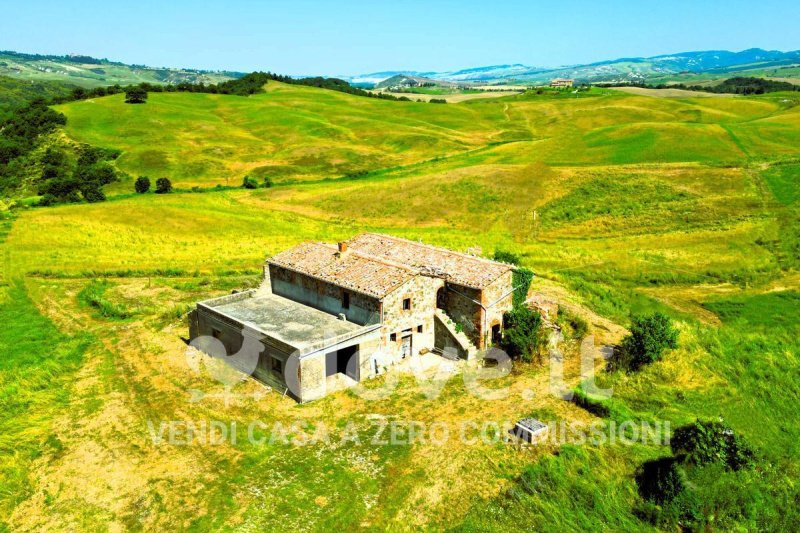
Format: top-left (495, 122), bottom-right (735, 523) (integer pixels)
top-left (433, 308), bottom-right (479, 360)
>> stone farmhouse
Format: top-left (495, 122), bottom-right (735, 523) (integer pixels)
top-left (550, 78), bottom-right (575, 88)
top-left (189, 233), bottom-right (517, 402)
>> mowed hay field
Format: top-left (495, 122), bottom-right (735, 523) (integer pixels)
top-left (2, 82), bottom-right (800, 530)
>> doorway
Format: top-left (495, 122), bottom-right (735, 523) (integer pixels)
top-left (325, 345), bottom-right (359, 381)
top-left (401, 335), bottom-right (412, 359)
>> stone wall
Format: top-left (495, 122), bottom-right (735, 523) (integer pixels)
top-left (441, 283), bottom-right (483, 347)
top-left (482, 270), bottom-right (515, 346)
top-left (381, 275), bottom-right (444, 359)
top-left (268, 264), bottom-right (380, 325)
top-left (193, 304), bottom-right (298, 394)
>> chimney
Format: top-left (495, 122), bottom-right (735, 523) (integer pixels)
top-left (338, 241), bottom-right (348, 253)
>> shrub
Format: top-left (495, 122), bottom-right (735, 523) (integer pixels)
top-left (493, 249), bottom-right (521, 265)
top-left (635, 457), bottom-right (685, 504)
top-left (242, 175), bottom-right (258, 189)
top-left (617, 312), bottom-right (678, 371)
top-left (135, 176), bottom-right (150, 193)
top-left (429, 98), bottom-right (447, 104)
top-left (82, 186), bottom-right (106, 203)
top-left (501, 306), bottom-right (543, 362)
top-left (124, 87), bottom-right (148, 104)
top-left (262, 176), bottom-right (274, 188)
top-left (155, 177), bottom-right (172, 194)
top-left (37, 193), bottom-right (57, 207)
top-left (671, 420), bottom-right (755, 471)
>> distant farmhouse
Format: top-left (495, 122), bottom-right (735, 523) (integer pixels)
top-left (550, 78), bottom-right (575, 88)
top-left (189, 233), bottom-right (516, 402)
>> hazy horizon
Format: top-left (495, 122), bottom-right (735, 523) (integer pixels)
top-left (2, 0), bottom-right (800, 76)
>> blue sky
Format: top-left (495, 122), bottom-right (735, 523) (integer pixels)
top-left (2, 0), bottom-right (798, 75)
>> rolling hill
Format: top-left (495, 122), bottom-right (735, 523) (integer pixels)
top-left (0, 50), bottom-right (239, 88)
top-left (2, 74), bottom-right (799, 531)
top-left (350, 48), bottom-right (800, 85)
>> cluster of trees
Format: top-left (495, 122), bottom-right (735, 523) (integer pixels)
top-left (0, 98), bottom-right (68, 193)
top-left (0, 99), bottom-right (65, 169)
top-left (241, 175), bottom-right (273, 189)
top-left (38, 144), bottom-right (120, 205)
top-left (134, 176), bottom-right (172, 194)
top-left (601, 76), bottom-right (800, 95)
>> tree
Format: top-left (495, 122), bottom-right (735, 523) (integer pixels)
top-left (671, 420), bottom-right (755, 471)
top-left (242, 175), bottom-right (258, 189)
top-left (155, 177), bottom-right (172, 194)
top-left (501, 306), bottom-right (543, 362)
top-left (82, 186), bottom-right (106, 203)
top-left (124, 87), bottom-right (148, 104)
top-left (135, 176), bottom-right (151, 193)
top-left (617, 312), bottom-right (679, 371)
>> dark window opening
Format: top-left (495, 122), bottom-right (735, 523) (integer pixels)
top-left (417, 325), bottom-right (424, 333)
top-left (390, 333), bottom-right (397, 342)
top-left (271, 356), bottom-right (283, 375)
top-left (212, 328), bottom-right (221, 339)
top-left (402, 298), bottom-right (411, 310)
top-left (491, 324), bottom-right (502, 345)
top-left (342, 291), bottom-right (350, 310)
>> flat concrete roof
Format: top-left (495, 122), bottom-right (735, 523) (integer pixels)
top-left (210, 292), bottom-right (363, 351)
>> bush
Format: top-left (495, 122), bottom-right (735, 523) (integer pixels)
top-left (135, 176), bottom-right (150, 193)
top-left (501, 306), bottom-right (543, 362)
top-left (124, 87), bottom-right (148, 104)
top-left (82, 186), bottom-right (106, 203)
top-left (635, 457), bottom-right (685, 504)
top-left (37, 193), bottom-right (57, 207)
top-left (261, 176), bottom-right (274, 188)
top-left (671, 420), bottom-right (755, 471)
top-left (493, 249), bottom-right (521, 265)
top-left (616, 312), bottom-right (678, 371)
top-left (155, 177), bottom-right (172, 194)
top-left (242, 175), bottom-right (258, 189)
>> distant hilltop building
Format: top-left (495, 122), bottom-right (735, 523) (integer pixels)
top-left (189, 233), bottom-right (517, 402)
top-left (550, 78), bottom-right (575, 88)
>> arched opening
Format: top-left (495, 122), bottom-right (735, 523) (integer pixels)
top-left (436, 287), bottom-right (446, 309)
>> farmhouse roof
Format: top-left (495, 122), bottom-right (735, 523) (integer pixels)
top-left (268, 241), bottom-right (417, 298)
top-left (268, 233), bottom-right (513, 297)
top-left (345, 233), bottom-right (513, 289)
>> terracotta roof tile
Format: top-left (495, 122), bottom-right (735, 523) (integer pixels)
top-left (347, 233), bottom-right (512, 289)
top-left (268, 242), bottom-right (416, 298)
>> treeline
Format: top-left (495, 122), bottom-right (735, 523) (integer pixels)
top-left (49, 71), bottom-right (410, 105)
top-left (284, 75), bottom-right (408, 101)
top-left (49, 71), bottom-right (275, 104)
top-left (600, 76), bottom-right (800, 95)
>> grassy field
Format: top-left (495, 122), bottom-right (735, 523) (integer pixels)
top-left (1, 81), bottom-right (799, 530)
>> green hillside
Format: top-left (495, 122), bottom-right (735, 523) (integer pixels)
top-left (0, 50), bottom-right (236, 88)
top-left (2, 80), bottom-right (799, 530)
top-left (54, 82), bottom-right (800, 189)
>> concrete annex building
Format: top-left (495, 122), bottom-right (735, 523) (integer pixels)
top-left (189, 233), bottom-right (516, 401)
